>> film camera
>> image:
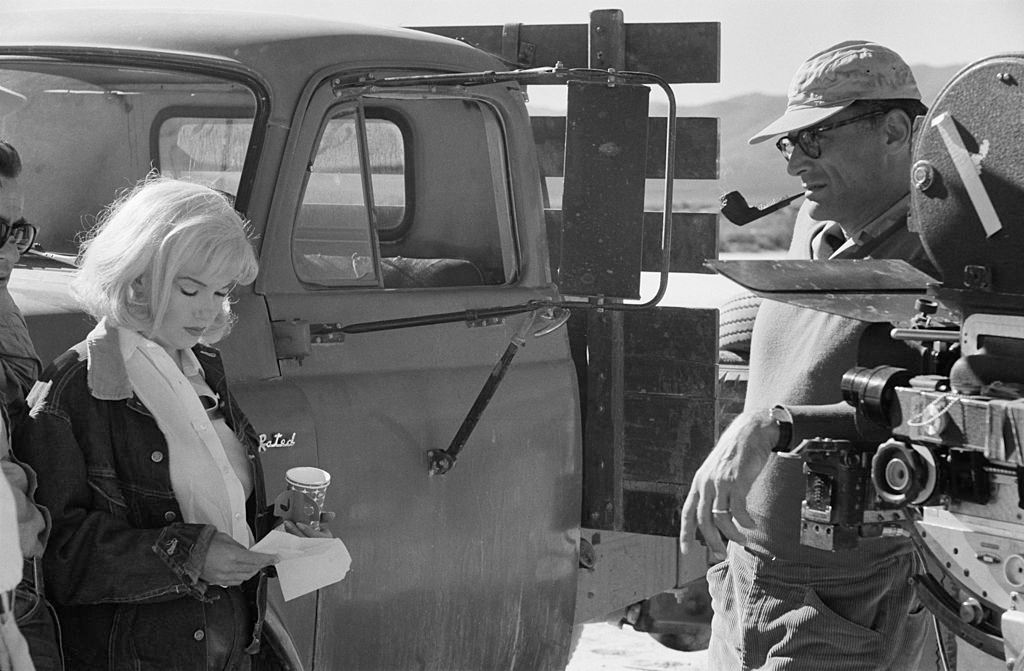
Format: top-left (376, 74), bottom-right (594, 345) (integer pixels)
top-left (712, 53), bottom-right (1024, 665)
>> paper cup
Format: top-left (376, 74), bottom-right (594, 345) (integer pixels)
top-left (285, 467), bottom-right (331, 526)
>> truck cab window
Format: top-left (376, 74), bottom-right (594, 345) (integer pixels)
top-left (293, 95), bottom-right (516, 289)
top-left (293, 112), bottom-right (381, 287)
top-left (157, 114), bottom-right (254, 198)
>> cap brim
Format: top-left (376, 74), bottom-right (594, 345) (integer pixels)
top-left (0, 86), bottom-right (26, 118)
top-left (748, 103), bottom-right (851, 145)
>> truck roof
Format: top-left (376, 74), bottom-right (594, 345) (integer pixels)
top-left (0, 9), bottom-right (503, 109)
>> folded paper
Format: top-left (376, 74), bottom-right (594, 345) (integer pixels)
top-left (251, 529), bottom-right (352, 601)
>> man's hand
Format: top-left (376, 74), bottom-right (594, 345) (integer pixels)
top-left (200, 532), bottom-right (277, 586)
top-left (679, 410), bottom-right (780, 560)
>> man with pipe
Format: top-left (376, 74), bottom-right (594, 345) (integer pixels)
top-left (680, 41), bottom-right (941, 670)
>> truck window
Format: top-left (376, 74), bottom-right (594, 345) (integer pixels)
top-left (293, 95), bottom-right (516, 289)
top-left (157, 112), bottom-right (254, 197)
top-left (294, 111), bottom-right (381, 287)
top-left (0, 62), bottom-right (257, 256)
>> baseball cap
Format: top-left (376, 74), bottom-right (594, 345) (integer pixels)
top-left (749, 40), bottom-right (921, 144)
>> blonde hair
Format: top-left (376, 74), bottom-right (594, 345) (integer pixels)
top-left (72, 177), bottom-right (258, 343)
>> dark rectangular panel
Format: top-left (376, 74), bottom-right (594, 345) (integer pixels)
top-left (620, 308), bottom-right (717, 393)
top-left (648, 117), bottom-right (718, 179)
top-left (559, 81), bottom-right (648, 298)
top-left (548, 210), bottom-right (718, 280)
top-left (544, 209), bottom-right (562, 283)
top-left (581, 310), bottom-right (623, 530)
top-left (411, 22), bottom-right (720, 84)
top-left (581, 307), bottom-right (718, 537)
top-left (623, 394), bottom-right (716, 485)
top-left (622, 488), bottom-right (682, 537)
top-left (642, 212), bottom-right (718, 275)
top-left (531, 116), bottom-right (718, 179)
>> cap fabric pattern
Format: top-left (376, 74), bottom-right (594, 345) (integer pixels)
top-left (749, 40), bottom-right (921, 144)
top-left (0, 86), bottom-right (25, 118)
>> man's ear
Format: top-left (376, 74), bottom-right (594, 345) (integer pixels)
top-left (884, 109), bottom-right (914, 151)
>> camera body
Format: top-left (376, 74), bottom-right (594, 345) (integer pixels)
top-left (798, 313), bottom-right (1024, 659)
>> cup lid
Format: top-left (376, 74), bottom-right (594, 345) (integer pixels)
top-left (285, 466), bottom-right (331, 487)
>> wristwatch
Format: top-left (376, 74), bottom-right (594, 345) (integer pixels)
top-left (768, 406), bottom-right (793, 452)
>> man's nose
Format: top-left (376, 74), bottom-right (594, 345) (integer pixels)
top-left (785, 148), bottom-right (812, 177)
top-left (0, 237), bottom-right (20, 263)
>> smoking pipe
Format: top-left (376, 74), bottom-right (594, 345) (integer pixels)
top-left (720, 190), bottom-right (803, 225)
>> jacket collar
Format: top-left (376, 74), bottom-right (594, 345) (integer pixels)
top-left (85, 318), bottom-right (203, 401)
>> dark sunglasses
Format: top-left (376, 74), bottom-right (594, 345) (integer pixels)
top-left (775, 109), bottom-right (888, 160)
top-left (0, 216), bottom-right (37, 254)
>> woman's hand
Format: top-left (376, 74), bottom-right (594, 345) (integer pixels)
top-left (200, 532), bottom-right (277, 586)
top-left (281, 520), bottom-right (334, 539)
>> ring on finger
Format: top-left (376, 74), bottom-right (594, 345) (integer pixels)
top-left (711, 509), bottom-right (731, 515)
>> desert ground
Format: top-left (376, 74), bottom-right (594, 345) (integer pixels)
top-left (567, 623), bottom-right (708, 671)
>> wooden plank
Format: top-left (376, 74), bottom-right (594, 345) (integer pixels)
top-left (622, 488), bottom-right (685, 537)
top-left (651, 117), bottom-right (718, 180)
top-left (545, 209), bottom-right (562, 283)
top-left (581, 308), bottom-right (719, 537)
top-left (574, 530), bottom-right (677, 624)
top-left (622, 308), bottom-right (717, 536)
top-left (531, 116), bottom-right (718, 180)
top-left (547, 210), bottom-right (718, 281)
top-left (532, 117), bottom-right (568, 178)
top-left (581, 310), bottom-right (624, 529)
top-left (590, 9), bottom-right (626, 71)
top-left (623, 395), bottom-right (716, 484)
top-left (642, 212), bottom-right (718, 275)
top-left (411, 21), bottom-right (720, 83)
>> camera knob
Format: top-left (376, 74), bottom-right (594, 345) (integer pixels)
top-left (871, 439), bottom-right (938, 505)
top-left (958, 597), bottom-right (984, 625)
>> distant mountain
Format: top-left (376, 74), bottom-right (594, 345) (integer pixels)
top-left (666, 63), bottom-right (965, 208)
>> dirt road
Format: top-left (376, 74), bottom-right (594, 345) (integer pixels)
top-left (567, 623), bottom-right (708, 670)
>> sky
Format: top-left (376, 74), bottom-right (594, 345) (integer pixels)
top-left (10, 0), bottom-right (1024, 105)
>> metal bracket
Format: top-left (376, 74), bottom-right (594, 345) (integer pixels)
top-left (466, 316), bottom-right (505, 329)
top-left (589, 9), bottom-right (625, 71)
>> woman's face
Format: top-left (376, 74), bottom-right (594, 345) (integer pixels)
top-left (148, 263), bottom-right (235, 355)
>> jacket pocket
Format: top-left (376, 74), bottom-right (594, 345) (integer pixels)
top-left (109, 600), bottom-right (206, 671)
top-left (85, 466), bottom-right (128, 517)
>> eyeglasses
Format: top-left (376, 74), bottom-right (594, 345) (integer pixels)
top-left (0, 216), bottom-right (37, 254)
top-left (775, 110), bottom-right (888, 160)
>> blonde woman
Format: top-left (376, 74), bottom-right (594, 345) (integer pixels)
top-left (16, 179), bottom-right (285, 670)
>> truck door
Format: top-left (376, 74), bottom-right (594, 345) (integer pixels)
top-left (251, 75), bottom-right (581, 670)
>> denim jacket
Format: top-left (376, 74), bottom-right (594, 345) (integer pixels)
top-left (14, 322), bottom-right (276, 670)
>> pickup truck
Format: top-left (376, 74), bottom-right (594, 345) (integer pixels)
top-left (1, 7), bottom-right (723, 668)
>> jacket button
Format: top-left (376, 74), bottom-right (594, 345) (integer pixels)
top-left (164, 511), bottom-right (176, 522)
top-left (150, 451), bottom-right (164, 463)
top-left (193, 629), bottom-right (205, 641)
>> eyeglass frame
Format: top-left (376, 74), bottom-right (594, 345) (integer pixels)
top-left (775, 109), bottom-right (889, 160)
top-left (0, 215), bottom-right (38, 254)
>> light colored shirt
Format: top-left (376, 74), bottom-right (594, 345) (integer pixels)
top-left (119, 327), bottom-right (251, 546)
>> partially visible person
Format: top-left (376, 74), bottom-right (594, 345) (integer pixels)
top-left (680, 42), bottom-right (941, 670)
top-left (0, 138), bottom-right (62, 671)
top-left (14, 178), bottom-right (288, 670)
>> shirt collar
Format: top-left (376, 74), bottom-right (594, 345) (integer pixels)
top-left (86, 318), bottom-right (202, 400)
top-left (844, 194), bottom-right (910, 247)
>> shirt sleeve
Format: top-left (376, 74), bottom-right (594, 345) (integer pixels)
top-left (0, 409), bottom-right (48, 557)
top-left (0, 288), bottom-right (41, 409)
